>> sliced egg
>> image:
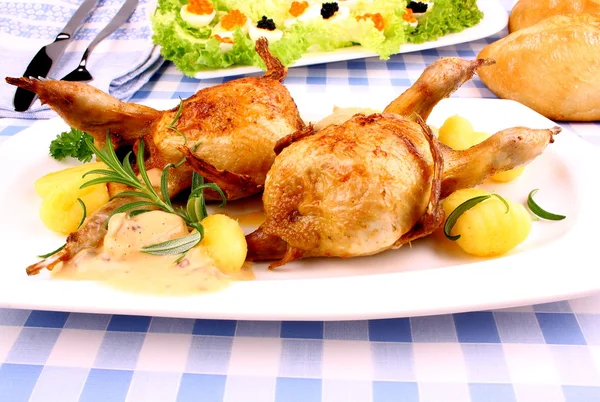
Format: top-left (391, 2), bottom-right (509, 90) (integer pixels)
top-left (211, 35), bottom-right (235, 52)
top-left (180, 4), bottom-right (216, 29)
top-left (249, 25), bottom-right (283, 43)
top-left (284, 3), bottom-right (322, 28)
top-left (412, 1), bottom-right (435, 18)
top-left (298, 3), bottom-right (322, 23)
top-left (212, 18), bottom-right (251, 39)
top-left (338, 0), bottom-right (373, 10)
top-left (218, 41), bottom-right (234, 52)
top-left (323, 5), bottom-right (350, 24)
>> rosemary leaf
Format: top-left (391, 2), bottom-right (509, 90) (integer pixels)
top-left (109, 191), bottom-right (153, 201)
top-left (37, 244), bottom-right (65, 259)
top-left (169, 98), bottom-right (184, 128)
top-left (76, 198), bottom-right (87, 229)
top-left (444, 195), bottom-right (491, 241)
top-left (527, 189), bottom-right (566, 221)
top-left (160, 164), bottom-right (172, 209)
top-left (122, 151), bottom-right (140, 184)
top-left (190, 183), bottom-right (227, 207)
top-left (491, 194), bottom-right (510, 214)
top-left (128, 209), bottom-right (153, 217)
top-left (80, 176), bottom-right (138, 189)
top-left (81, 169), bottom-right (117, 177)
top-left (110, 201), bottom-right (160, 217)
top-left (140, 230), bottom-right (201, 256)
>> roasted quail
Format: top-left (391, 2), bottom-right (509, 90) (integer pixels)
top-left (246, 58), bottom-right (560, 268)
top-left (6, 38), bottom-right (304, 201)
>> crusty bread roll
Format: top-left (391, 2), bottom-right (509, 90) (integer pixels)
top-left (477, 14), bottom-right (600, 121)
top-left (509, 0), bottom-right (600, 32)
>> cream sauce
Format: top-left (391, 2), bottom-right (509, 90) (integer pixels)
top-left (52, 211), bottom-right (253, 295)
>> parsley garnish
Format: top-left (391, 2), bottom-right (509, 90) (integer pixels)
top-left (49, 128), bottom-right (95, 163)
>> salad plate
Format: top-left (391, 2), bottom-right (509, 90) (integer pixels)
top-left (0, 94), bottom-right (599, 321)
top-left (187, 0), bottom-right (508, 79)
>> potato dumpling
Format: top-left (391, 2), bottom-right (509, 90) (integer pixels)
top-left (199, 214), bottom-right (248, 274)
top-left (35, 162), bottom-right (107, 198)
top-left (438, 114), bottom-right (478, 150)
top-left (489, 166), bottom-right (525, 182)
top-left (40, 178), bottom-right (109, 235)
top-left (442, 188), bottom-right (532, 257)
top-left (37, 162), bottom-right (109, 234)
top-left (438, 115), bottom-right (524, 182)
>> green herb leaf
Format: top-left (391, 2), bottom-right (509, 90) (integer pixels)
top-left (527, 189), bottom-right (566, 221)
top-left (128, 209), bottom-right (153, 217)
top-left (160, 164), bottom-right (173, 209)
top-left (37, 244), bottom-right (65, 259)
top-left (189, 183), bottom-right (227, 208)
top-left (444, 195), bottom-right (491, 241)
top-left (492, 193), bottom-right (510, 214)
top-left (109, 191), bottom-right (153, 201)
top-left (49, 128), bottom-right (95, 163)
top-left (140, 228), bottom-right (202, 256)
top-left (76, 198), bottom-right (87, 229)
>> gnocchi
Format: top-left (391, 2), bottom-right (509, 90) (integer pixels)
top-left (442, 188), bottom-right (532, 257)
top-left (36, 162), bottom-right (109, 235)
top-left (199, 214), bottom-right (248, 274)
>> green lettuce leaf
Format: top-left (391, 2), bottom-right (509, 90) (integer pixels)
top-left (152, 7), bottom-right (258, 75)
top-left (407, 0), bottom-right (484, 44)
top-left (212, 0), bottom-right (289, 26)
top-left (150, 0), bottom-right (484, 74)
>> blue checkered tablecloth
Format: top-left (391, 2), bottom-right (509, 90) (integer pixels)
top-left (2, 0), bottom-right (600, 401)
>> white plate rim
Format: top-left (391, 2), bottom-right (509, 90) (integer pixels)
top-left (0, 97), bottom-right (599, 321)
top-left (187, 0), bottom-right (508, 79)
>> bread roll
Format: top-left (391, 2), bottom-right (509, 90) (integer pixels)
top-left (509, 0), bottom-right (600, 32)
top-left (477, 14), bottom-right (600, 121)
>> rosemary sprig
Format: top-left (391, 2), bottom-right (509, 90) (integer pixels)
top-left (167, 98), bottom-right (186, 144)
top-left (80, 132), bottom-right (226, 258)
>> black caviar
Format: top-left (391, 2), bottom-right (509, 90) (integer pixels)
top-left (321, 2), bottom-right (339, 19)
top-left (407, 1), bottom-right (428, 13)
top-left (257, 16), bottom-right (276, 30)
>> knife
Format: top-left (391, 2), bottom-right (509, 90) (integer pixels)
top-left (13, 0), bottom-right (99, 112)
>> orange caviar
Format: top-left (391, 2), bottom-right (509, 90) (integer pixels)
top-left (212, 34), bottom-right (234, 44)
top-left (221, 9), bottom-right (247, 30)
top-left (356, 13), bottom-right (385, 31)
top-left (187, 0), bottom-right (214, 15)
top-left (289, 1), bottom-right (309, 17)
top-left (402, 8), bottom-right (416, 23)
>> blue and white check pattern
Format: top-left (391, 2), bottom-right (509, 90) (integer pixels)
top-left (1, 0), bottom-right (600, 401)
top-left (2, 296), bottom-right (600, 402)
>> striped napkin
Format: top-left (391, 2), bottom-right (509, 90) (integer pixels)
top-left (0, 0), bottom-right (164, 119)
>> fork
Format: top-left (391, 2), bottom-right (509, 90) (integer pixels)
top-left (61, 0), bottom-right (140, 82)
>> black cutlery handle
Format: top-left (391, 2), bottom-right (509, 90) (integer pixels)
top-left (13, 47), bottom-right (54, 112)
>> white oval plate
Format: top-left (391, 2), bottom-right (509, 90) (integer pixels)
top-left (0, 94), bottom-right (599, 321)
top-left (189, 0), bottom-right (508, 79)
